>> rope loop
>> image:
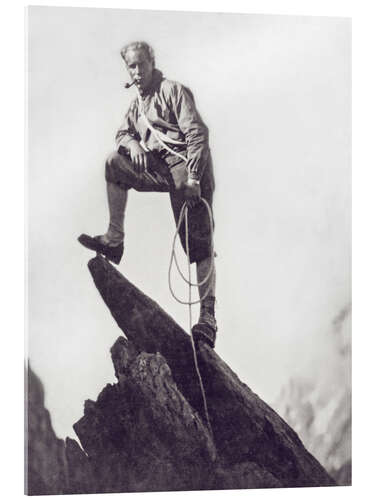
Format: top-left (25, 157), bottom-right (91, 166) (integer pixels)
top-left (168, 198), bottom-right (215, 305)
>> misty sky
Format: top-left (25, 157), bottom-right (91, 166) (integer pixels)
top-left (27, 7), bottom-right (351, 439)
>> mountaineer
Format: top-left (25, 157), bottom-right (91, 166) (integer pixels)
top-left (79, 41), bottom-right (217, 347)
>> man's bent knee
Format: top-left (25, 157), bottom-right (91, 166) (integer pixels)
top-left (104, 151), bottom-right (134, 190)
top-left (105, 151), bottom-right (122, 182)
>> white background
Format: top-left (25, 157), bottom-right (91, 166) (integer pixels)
top-left (0, 0), bottom-right (374, 499)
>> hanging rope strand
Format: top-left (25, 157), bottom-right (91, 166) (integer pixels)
top-left (184, 206), bottom-right (214, 440)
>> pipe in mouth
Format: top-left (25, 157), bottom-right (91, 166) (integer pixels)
top-left (124, 81), bottom-right (136, 89)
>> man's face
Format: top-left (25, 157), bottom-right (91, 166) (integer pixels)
top-left (125, 48), bottom-right (154, 92)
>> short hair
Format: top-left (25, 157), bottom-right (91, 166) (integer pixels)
top-left (120, 41), bottom-right (155, 66)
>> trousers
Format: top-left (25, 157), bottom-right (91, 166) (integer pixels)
top-left (105, 149), bottom-right (215, 264)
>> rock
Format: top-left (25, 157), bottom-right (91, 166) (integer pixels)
top-left (26, 365), bottom-right (96, 495)
top-left (85, 255), bottom-right (336, 489)
top-left (65, 437), bottom-right (95, 494)
top-left (26, 364), bottom-right (68, 495)
top-left (26, 255), bottom-right (337, 494)
top-left (74, 337), bottom-right (216, 492)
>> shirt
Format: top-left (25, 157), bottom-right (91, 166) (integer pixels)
top-left (115, 69), bottom-right (210, 180)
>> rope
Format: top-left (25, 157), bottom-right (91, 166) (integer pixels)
top-left (138, 97), bottom-right (188, 163)
top-left (139, 111), bottom-right (186, 145)
top-left (182, 202), bottom-right (215, 442)
top-left (168, 199), bottom-right (215, 304)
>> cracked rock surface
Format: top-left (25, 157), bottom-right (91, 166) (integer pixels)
top-left (25, 255), bottom-right (336, 494)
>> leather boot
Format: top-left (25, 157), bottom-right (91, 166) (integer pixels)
top-left (192, 296), bottom-right (217, 348)
top-left (78, 234), bottom-right (124, 264)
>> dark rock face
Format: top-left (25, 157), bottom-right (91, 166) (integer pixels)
top-left (65, 437), bottom-right (95, 494)
top-left (75, 338), bottom-right (216, 493)
top-left (26, 255), bottom-right (337, 494)
top-left (26, 366), bottom-right (93, 495)
top-left (76, 255), bottom-right (335, 491)
top-left (26, 365), bottom-right (68, 495)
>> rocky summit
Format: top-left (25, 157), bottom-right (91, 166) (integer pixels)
top-left (26, 255), bottom-right (336, 494)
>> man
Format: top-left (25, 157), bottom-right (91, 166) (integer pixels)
top-left (79, 41), bottom-right (217, 347)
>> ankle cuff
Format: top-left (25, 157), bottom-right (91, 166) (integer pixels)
top-left (106, 226), bottom-right (124, 244)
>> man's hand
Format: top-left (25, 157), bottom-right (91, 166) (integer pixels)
top-left (127, 140), bottom-right (150, 173)
top-left (184, 178), bottom-right (201, 208)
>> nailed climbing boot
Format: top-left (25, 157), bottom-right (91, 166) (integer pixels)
top-left (192, 297), bottom-right (217, 348)
top-left (78, 234), bottom-right (124, 265)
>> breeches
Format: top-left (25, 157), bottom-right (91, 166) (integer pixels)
top-left (105, 150), bottom-right (215, 264)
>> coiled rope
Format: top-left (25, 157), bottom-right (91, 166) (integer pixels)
top-left (168, 198), bottom-right (215, 304)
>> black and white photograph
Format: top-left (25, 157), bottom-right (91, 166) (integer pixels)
top-left (25, 4), bottom-right (351, 496)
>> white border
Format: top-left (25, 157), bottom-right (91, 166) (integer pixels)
top-left (1, 1), bottom-right (374, 499)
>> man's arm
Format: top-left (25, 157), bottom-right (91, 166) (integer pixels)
top-left (170, 84), bottom-right (210, 182)
top-left (115, 102), bottom-right (140, 148)
top-left (115, 103), bottom-right (150, 173)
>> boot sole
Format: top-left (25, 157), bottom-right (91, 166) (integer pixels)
top-left (78, 234), bottom-right (124, 265)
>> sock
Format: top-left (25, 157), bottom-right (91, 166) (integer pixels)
top-left (105, 182), bottom-right (128, 244)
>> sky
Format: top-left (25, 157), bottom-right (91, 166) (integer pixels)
top-left (27, 6), bottom-right (351, 440)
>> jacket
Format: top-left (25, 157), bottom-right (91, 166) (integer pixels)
top-left (116, 69), bottom-right (210, 181)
